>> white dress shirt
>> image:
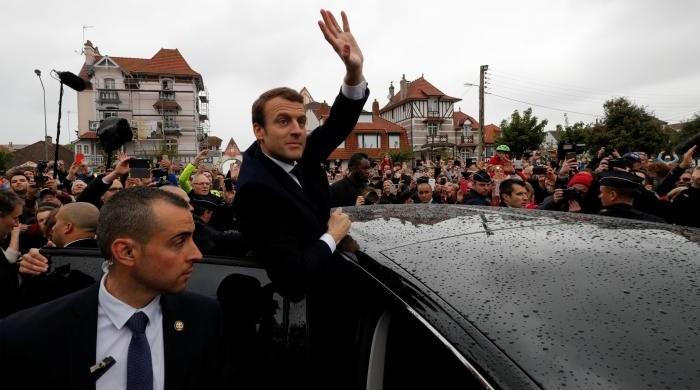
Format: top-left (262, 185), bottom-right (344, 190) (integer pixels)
top-left (259, 80), bottom-right (367, 255)
top-left (96, 273), bottom-right (164, 390)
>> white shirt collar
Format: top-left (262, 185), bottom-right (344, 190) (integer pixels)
top-left (261, 150), bottom-right (296, 174)
top-left (98, 273), bottom-right (161, 330)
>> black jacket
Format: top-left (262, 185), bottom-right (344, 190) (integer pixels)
top-left (234, 89), bottom-right (368, 300)
top-left (0, 283), bottom-right (228, 390)
top-left (0, 250), bottom-right (18, 318)
top-left (193, 218), bottom-right (247, 257)
top-left (598, 203), bottom-right (666, 223)
top-left (329, 176), bottom-right (366, 207)
top-left (463, 189), bottom-right (491, 206)
top-left (669, 186), bottom-right (700, 228)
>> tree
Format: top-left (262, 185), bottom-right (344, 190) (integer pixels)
top-left (388, 149), bottom-right (413, 163)
top-left (671, 114), bottom-right (700, 152)
top-left (584, 97), bottom-right (666, 154)
top-left (496, 108), bottom-right (548, 156)
top-left (556, 121), bottom-right (591, 144)
top-left (0, 149), bottom-right (13, 173)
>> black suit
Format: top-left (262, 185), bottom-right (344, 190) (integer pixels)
top-left (0, 249), bottom-right (18, 318)
top-left (17, 237), bottom-right (100, 310)
top-left (234, 88), bottom-right (368, 299)
top-left (0, 283), bottom-right (228, 390)
top-left (234, 89), bottom-right (368, 389)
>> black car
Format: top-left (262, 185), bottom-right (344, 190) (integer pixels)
top-left (41, 205), bottom-right (700, 389)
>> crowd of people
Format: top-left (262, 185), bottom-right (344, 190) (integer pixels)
top-left (328, 145), bottom-right (699, 227)
top-left (0, 8), bottom-right (698, 389)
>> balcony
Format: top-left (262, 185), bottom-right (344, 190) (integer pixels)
top-left (84, 155), bottom-right (104, 167)
top-left (425, 134), bottom-right (449, 145)
top-left (158, 120), bottom-right (182, 136)
top-left (154, 91), bottom-right (180, 110)
top-left (460, 135), bottom-right (475, 145)
top-left (97, 90), bottom-right (121, 105)
top-left (159, 91), bottom-right (176, 100)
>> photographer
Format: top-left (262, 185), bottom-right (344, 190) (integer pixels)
top-left (538, 172), bottom-right (595, 213)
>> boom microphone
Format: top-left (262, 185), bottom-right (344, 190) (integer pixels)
top-left (55, 71), bottom-right (86, 91)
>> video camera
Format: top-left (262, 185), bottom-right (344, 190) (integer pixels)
top-left (557, 141), bottom-right (586, 162)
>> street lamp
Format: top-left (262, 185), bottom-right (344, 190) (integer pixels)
top-left (34, 69), bottom-right (48, 161)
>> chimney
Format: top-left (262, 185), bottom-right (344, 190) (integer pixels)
top-left (45, 136), bottom-right (53, 145)
top-left (84, 40), bottom-right (97, 66)
top-left (372, 99), bottom-right (380, 117)
top-left (399, 74), bottom-right (409, 100)
top-left (388, 82), bottom-right (395, 99)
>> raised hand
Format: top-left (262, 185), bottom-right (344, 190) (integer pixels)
top-left (318, 10), bottom-right (364, 85)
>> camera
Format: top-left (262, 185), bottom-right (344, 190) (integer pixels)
top-left (532, 166), bottom-right (547, 175)
top-left (439, 177), bottom-right (447, 185)
top-left (561, 188), bottom-right (581, 201)
top-left (608, 159), bottom-right (627, 170)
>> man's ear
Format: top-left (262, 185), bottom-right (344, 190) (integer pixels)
top-left (253, 123), bottom-right (266, 142)
top-left (110, 238), bottom-right (142, 268)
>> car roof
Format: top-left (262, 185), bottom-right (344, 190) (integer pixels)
top-left (346, 205), bottom-right (700, 389)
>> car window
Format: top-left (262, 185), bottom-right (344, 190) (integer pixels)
top-left (383, 309), bottom-right (489, 389)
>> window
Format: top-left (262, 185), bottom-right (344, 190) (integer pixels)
top-left (163, 109), bottom-right (177, 128)
top-left (161, 79), bottom-right (174, 90)
top-left (164, 138), bottom-right (178, 153)
top-left (388, 134), bottom-right (400, 149)
top-left (427, 123), bottom-right (438, 136)
top-left (380, 310), bottom-right (488, 389)
top-left (357, 134), bottom-right (380, 149)
top-left (102, 111), bottom-right (117, 120)
top-left (463, 123), bottom-right (472, 137)
top-left (428, 98), bottom-right (439, 116)
top-left (104, 78), bottom-right (115, 89)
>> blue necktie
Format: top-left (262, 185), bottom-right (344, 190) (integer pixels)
top-left (125, 312), bottom-right (153, 390)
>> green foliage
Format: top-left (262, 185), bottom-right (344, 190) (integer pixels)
top-left (559, 121), bottom-right (590, 144)
top-left (388, 149), bottom-right (413, 163)
top-left (497, 108), bottom-right (548, 156)
top-left (584, 97), bottom-right (666, 154)
top-left (671, 114), bottom-right (700, 151)
top-left (0, 149), bottom-right (13, 172)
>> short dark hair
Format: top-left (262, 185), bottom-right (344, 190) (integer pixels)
top-left (96, 187), bottom-right (190, 259)
top-left (251, 87), bottom-right (304, 127)
top-left (499, 179), bottom-right (526, 197)
top-left (0, 190), bottom-right (23, 217)
top-left (348, 153), bottom-right (369, 170)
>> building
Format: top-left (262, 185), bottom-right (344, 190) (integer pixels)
top-left (541, 130), bottom-right (562, 154)
top-left (298, 88), bottom-right (411, 169)
top-left (378, 75), bottom-right (461, 161)
top-left (326, 100), bottom-right (410, 169)
top-left (482, 124), bottom-right (503, 157)
top-left (7, 137), bottom-right (74, 168)
top-left (453, 109), bottom-right (480, 161)
top-left (74, 40), bottom-right (210, 167)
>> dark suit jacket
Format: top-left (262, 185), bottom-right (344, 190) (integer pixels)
top-left (0, 249), bottom-right (18, 318)
top-left (234, 89), bottom-right (368, 300)
top-left (0, 282), bottom-right (228, 390)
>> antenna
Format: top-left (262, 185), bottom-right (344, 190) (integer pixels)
top-left (76, 25), bottom-right (95, 54)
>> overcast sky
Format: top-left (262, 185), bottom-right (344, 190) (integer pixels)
top-left (2, 0), bottom-right (699, 148)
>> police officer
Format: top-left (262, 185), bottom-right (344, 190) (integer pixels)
top-left (597, 171), bottom-right (666, 223)
top-left (463, 170), bottom-right (493, 206)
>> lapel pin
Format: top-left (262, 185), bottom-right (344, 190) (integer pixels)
top-left (174, 320), bottom-right (184, 332)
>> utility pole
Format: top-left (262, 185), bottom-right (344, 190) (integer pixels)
top-left (478, 64), bottom-right (489, 158)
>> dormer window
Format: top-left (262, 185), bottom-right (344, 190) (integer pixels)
top-left (161, 79), bottom-right (174, 90)
top-left (104, 78), bottom-right (115, 89)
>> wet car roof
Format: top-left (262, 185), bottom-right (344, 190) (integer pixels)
top-left (346, 205), bottom-right (700, 389)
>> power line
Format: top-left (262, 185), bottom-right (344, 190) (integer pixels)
top-left (486, 92), bottom-right (600, 118)
top-left (489, 69), bottom-right (700, 100)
